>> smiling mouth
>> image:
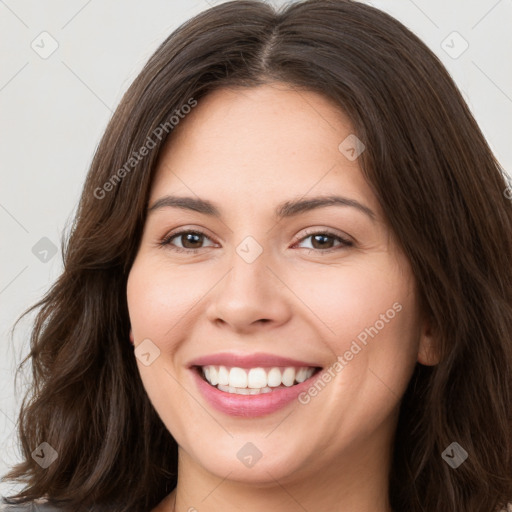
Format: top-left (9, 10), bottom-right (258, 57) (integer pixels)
top-left (194, 365), bottom-right (323, 395)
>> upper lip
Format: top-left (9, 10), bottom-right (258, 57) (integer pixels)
top-left (188, 352), bottom-right (323, 369)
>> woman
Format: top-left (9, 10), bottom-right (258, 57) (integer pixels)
top-left (2, 1), bottom-right (511, 511)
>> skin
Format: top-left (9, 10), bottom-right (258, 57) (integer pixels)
top-left (126, 82), bottom-right (439, 512)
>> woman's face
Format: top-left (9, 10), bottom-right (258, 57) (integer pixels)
top-left (127, 83), bottom-right (433, 486)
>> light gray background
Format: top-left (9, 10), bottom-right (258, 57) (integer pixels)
top-left (1, 0), bottom-right (511, 499)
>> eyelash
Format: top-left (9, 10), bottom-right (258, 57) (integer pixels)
top-left (158, 228), bottom-right (354, 254)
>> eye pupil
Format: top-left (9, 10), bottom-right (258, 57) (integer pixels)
top-left (182, 233), bottom-right (203, 248)
top-left (312, 234), bottom-right (333, 249)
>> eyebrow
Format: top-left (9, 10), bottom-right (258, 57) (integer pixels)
top-left (147, 194), bottom-right (376, 221)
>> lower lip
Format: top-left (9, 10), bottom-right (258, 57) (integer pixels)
top-left (191, 367), bottom-right (321, 417)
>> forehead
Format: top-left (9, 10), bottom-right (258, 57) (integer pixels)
top-left (150, 83), bottom-right (380, 217)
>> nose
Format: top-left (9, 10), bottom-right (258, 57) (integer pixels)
top-left (205, 243), bottom-right (292, 333)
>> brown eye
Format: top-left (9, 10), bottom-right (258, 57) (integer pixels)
top-left (176, 232), bottom-right (204, 249)
top-left (295, 230), bottom-right (354, 252)
top-left (160, 230), bottom-right (216, 253)
top-left (310, 234), bottom-right (335, 249)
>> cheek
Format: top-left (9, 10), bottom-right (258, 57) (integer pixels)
top-left (289, 255), bottom-right (418, 354)
top-left (126, 258), bottom-right (202, 424)
top-left (126, 257), bottom-right (208, 344)
top-left (290, 260), bottom-right (420, 442)
top-left (293, 255), bottom-right (420, 409)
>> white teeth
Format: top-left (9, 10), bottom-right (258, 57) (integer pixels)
top-left (201, 365), bottom-right (316, 391)
top-left (248, 368), bottom-right (267, 388)
top-left (282, 367), bottom-right (295, 386)
top-left (209, 366), bottom-right (218, 386)
top-left (218, 366), bottom-right (229, 386)
top-left (267, 367), bottom-right (282, 387)
top-left (295, 367), bottom-right (308, 383)
top-left (229, 367), bottom-right (247, 388)
top-left (217, 384), bottom-right (273, 394)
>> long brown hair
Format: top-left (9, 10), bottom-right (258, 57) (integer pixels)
top-left (2, 1), bottom-right (512, 510)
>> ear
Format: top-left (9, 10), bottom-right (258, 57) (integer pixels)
top-left (417, 317), bottom-right (441, 366)
top-left (129, 329), bottom-right (134, 345)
